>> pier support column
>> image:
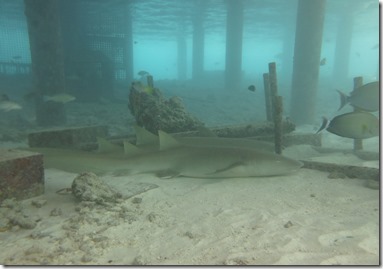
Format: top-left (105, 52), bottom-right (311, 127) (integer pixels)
top-left (192, 0), bottom-right (205, 82)
top-left (25, 0), bottom-right (67, 126)
top-left (124, 3), bottom-right (134, 83)
top-left (332, 10), bottom-right (353, 88)
top-left (177, 32), bottom-right (187, 81)
top-left (290, 0), bottom-right (326, 125)
top-left (225, 0), bottom-right (243, 92)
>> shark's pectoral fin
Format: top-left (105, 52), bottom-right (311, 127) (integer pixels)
top-left (208, 161), bottom-right (245, 175)
top-left (155, 169), bottom-right (180, 179)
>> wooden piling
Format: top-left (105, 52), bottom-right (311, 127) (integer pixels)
top-left (268, 62), bottom-right (278, 118)
top-left (290, 0), bottom-right (326, 124)
top-left (24, 0), bottom-right (67, 126)
top-left (268, 62), bottom-right (283, 154)
top-left (353, 76), bottom-right (363, 151)
top-left (263, 73), bottom-right (272, 121)
top-left (274, 96), bottom-right (283, 154)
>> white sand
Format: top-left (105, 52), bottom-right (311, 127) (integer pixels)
top-left (0, 139), bottom-right (379, 265)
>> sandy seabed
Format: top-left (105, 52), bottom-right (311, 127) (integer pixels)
top-left (0, 132), bottom-right (379, 266)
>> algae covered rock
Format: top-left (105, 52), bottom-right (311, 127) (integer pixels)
top-left (128, 82), bottom-right (203, 134)
top-left (71, 172), bottom-right (123, 205)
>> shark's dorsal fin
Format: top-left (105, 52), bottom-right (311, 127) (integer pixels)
top-left (134, 125), bottom-right (158, 146)
top-left (97, 137), bottom-right (123, 153)
top-left (123, 139), bottom-right (142, 156)
top-left (158, 130), bottom-right (181, 150)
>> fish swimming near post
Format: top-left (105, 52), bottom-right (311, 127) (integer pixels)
top-left (0, 94), bottom-right (22, 112)
top-left (337, 81), bottom-right (379, 112)
top-left (43, 93), bottom-right (76, 104)
top-left (319, 57), bottom-right (326, 66)
top-left (0, 100), bottom-right (22, 112)
top-left (317, 112), bottom-right (379, 139)
top-left (248, 85), bottom-right (256, 92)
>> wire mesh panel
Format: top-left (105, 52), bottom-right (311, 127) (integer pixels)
top-left (0, 0), bottom-right (31, 75)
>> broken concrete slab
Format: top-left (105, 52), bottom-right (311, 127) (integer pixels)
top-left (28, 125), bottom-right (108, 149)
top-left (0, 149), bottom-right (44, 202)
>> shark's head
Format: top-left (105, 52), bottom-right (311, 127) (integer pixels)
top-left (207, 149), bottom-right (303, 178)
top-left (247, 153), bottom-right (303, 177)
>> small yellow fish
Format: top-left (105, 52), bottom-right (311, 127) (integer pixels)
top-left (132, 81), bottom-right (155, 95)
top-left (143, 86), bottom-right (155, 95)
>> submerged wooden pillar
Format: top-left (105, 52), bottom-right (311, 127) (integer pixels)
top-left (192, 0), bottom-right (205, 82)
top-left (269, 62), bottom-right (283, 154)
top-left (25, 0), bottom-right (67, 126)
top-left (225, 0), bottom-right (243, 91)
top-left (332, 11), bottom-right (353, 87)
top-left (290, 0), bottom-right (326, 125)
top-left (268, 62), bottom-right (278, 119)
top-left (263, 73), bottom-right (272, 121)
top-left (353, 77), bottom-right (363, 151)
top-left (124, 3), bottom-right (134, 83)
top-left (177, 31), bottom-right (187, 81)
top-left (274, 96), bottom-right (283, 155)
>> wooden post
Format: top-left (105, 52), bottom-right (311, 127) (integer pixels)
top-left (353, 76), bottom-right (363, 151)
top-left (274, 96), bottom-right (283, 154)
top-left (268, 62), bottom-right (283, 154)
top-left (263, 73), bottom-right (272, 121)
top-left (268, 62), bottom-right (278, 118)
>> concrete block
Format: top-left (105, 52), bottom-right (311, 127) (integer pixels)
top-left (0, 149), bottom-right (44, 202)
top-left (28, 125), bottom-right (108, 149)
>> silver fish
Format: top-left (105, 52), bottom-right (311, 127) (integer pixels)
top-left (337, 81), bottom-right (379, 112)
top-left (318, 112), bottom-right (379, 139)
top-left (44, 93), bottom-right (76, 104)
top-left (0, 100), bottom-right (22, 112)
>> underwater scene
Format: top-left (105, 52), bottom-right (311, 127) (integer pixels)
top-left (0, 0), bottom-right (379, 265)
